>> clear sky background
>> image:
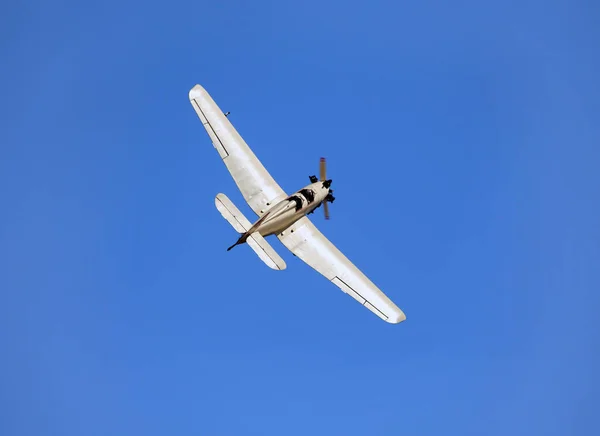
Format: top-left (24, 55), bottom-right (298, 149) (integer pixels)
top-left (1, 1), bottom-right (599, 435)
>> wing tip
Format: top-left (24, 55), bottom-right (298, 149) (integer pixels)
top-left (386, 310), bottom-right (407, 324)
top-left (189, 84), bottom-right (206, 101)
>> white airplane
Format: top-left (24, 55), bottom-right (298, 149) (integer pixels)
top-left (189, 84), bottom-right (406, 324)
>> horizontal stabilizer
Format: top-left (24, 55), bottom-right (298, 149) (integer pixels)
top-left (215, 193), bottom-right (252, 233)
top-left (215, 193), bottom-right (286, 271)
top-left (246, 232), bottom-right (287, 271)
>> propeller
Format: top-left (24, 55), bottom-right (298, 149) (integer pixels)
top-left (319, 157), bottom-right (335, 220)
top-left (323, 199), bottom-right (330, 220)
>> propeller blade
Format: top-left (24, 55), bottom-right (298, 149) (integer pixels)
top-left (320, 157), bottom-right (326, 181)
top-left (323, 200), bottom-right (330, 220)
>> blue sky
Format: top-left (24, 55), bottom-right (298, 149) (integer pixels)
top-left (1, 0), bottom-right (599, 434)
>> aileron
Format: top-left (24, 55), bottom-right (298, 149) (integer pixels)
top-left (189, 85), bottom-right (286, 215)
top-left (278, 217), bottom-right (406, 324)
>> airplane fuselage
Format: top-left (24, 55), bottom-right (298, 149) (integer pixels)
top-left (227, 181), bottom-right (331, 251)
top-left (256, 181), bottom-right (331, 237)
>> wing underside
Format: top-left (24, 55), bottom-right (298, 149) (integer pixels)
top-left (277, 217), bottom-right (406, 324)
top-left (189, 84), bottom-right (287, 216)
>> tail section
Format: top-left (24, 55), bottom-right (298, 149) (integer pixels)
top-left (215, 193), bottom-right (252, 233)
top-left (215, 194), bottom-right (286, 271)
top-left (246, 232), bottom-right (286, 271)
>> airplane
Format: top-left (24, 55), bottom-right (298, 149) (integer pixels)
top-left (189, 84), bottom-right (406, 324)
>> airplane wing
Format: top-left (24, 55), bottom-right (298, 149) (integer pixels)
top-left (189, 84), bottom-right (287, 216)
top-left (277, 217), bottom-right (406, 324)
